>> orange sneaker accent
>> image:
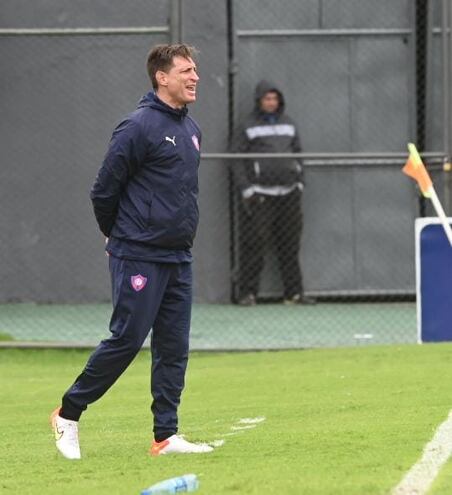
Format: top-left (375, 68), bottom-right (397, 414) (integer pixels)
top-left (50, 407), bottom-right (61, 427)
top-left (150, 439), bottom-right (170, 456)
top-left (50, 407), bottom-right (63, 441)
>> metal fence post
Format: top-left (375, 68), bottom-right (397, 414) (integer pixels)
top-left (442, 0), bottom-right (452, 213)
top-left (170, 0), bottom-right (182, 43)
top-left (446, 0), bottom-right (452, 214)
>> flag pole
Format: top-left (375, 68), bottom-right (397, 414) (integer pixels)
top-left (429, 187), bottom-right (452, 247)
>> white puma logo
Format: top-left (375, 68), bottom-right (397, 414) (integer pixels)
top-left (165, 136), bottom-right (176, 146)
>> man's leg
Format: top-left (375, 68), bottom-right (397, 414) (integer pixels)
top-left (149, 262), bottom-right (213, 455)
top-left (52, 257), bottom-right (170, 459)
top-left (60, 257), bottom-right (169, 420)
top-left (238, 196), bottom-right (267, 302)
top-left (273, 192), bottom-right (303, 298)
top-left (150, 262), bottom-right (192, 440)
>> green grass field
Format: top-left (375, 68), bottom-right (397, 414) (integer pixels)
top-left (2, 344), bottom-right (452, 494)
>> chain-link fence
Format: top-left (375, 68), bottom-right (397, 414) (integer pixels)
top-left (1, 0), bottom-right (452, 349)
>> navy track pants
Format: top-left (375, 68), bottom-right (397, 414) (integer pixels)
top-left (61, 255), bottom-right (192, 440)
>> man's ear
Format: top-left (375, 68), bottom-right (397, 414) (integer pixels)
top-left (156, 70), bottom-right (168, 87)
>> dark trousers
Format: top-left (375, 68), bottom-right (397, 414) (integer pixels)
top-left (238, 190), bottom-right (303, 299)
top-left (61, 255), bottom-right (192, 440)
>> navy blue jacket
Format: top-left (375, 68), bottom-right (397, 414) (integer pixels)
top-left (90, 92), bottom-right (201, 262)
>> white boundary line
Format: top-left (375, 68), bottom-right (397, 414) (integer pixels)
top-left (231, 425), bottom-right (257, 431)
top-left (209, 417), bottom-right (266, 442)
top-left (238, 417), bottom-right (266, 424)
top-left (392, 410), bottom-right (452, 494)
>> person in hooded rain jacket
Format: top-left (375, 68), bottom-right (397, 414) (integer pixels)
top-left (231, 81), bottom-right (316, 306)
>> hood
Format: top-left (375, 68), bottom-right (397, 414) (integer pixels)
top-left (254, 80), bottom-right (285, 114)
top-left (137, 91), bottom-right (188, 119)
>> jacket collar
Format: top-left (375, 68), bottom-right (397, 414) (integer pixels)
top-left (137, 91), bottom-right (188, 119)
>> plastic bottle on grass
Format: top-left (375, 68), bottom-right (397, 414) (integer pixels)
top-left (140, 474), bottom-right (199, 494)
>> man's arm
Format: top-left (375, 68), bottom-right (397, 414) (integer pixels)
top-left (90, 118), bottom-right (147, 237)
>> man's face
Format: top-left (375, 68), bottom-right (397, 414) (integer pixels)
top-left (260, 91), bottom-right (280, 113)
top-left (157, 56), bottom-right (199, 108)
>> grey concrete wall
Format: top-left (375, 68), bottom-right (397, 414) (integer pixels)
top-left (181, 0), bottom-right (231, 303)
top-left (0, 0), bottom-right (438, 303)
top-left (0, 1), bottom-right (171, 303)
top-left (0, 0), bottom-right (231, 303)
top-left (233, 0), bottom-right (417, 296)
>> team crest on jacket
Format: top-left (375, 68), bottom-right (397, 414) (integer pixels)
top-left (191, 134), bottom-right (200, 151)
top-left (131, 274), bottom-right (147, 292)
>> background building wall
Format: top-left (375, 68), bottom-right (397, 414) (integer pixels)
top-left (0, 0), bottom-right (444, 303)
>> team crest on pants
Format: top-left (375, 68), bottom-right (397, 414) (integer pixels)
top-left (131, 274), bottom-right (147, 292)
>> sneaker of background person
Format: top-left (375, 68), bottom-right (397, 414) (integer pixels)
top-left (50, 408), bottom-right (81, 460)
top-left (150, 434), bottom-right (214, 456)
top-left (238, 293), bottom-right (256, 306)
top-left (284, 293), bottom-right (316, 305)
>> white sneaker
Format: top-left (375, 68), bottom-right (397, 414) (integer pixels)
top-left (50, 408), bottom-right (81, 460)
top-left (150, 434), bottom-right (213, 456)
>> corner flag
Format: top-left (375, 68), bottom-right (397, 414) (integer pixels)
top-left (402, 143), bottom-right (452, 246)
top-left (403, 143), bottom-right (433, 197)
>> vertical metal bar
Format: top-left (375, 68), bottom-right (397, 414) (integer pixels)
top-left (230, 9), bottom-right (240, 136)
top-left (416, 0), bottom-right (428, 151)
top-left (170, 0), bottom-right (182, 43)
top-left (408, 0), bottom-right (418, 143)
top-left (442, 0), bottom-right (450, 156)
top-left (441, 0), bottom-right (452, 213)
top-left (446, 0), bottom-right (452, 214)
top-left (179, 0), bottom-right (184, 42)
top-left (424, 0), bottom-right (434, 146)
top-left (348, 38), bottom-right (355, 151)
top-left (436, 0), bottom-right (447, 212)
top-left (448, 0), bottom-right (452, 151)
top-left (227, 0), bottom-right (238, 301)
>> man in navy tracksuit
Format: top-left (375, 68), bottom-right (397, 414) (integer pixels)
top-left (50, 44), bottom-right (213, 459)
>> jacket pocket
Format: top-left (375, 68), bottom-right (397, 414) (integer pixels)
top-left (131, 192), bottom-right (154, 229)
top-left (145, 192), bottom-right (154, 226)
top-left (147, 192), bottom-right (183, 230)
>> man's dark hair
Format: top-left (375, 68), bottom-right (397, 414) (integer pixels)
top-left (147, 43), bottom-right (197, 90)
